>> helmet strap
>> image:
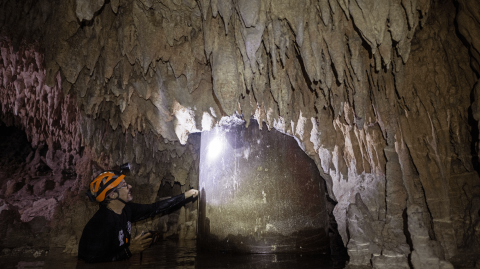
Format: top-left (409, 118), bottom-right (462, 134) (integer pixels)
top-left (116, 198), bottom-right (128, 204)
top-left (112, 189), bottom-right (129, 204)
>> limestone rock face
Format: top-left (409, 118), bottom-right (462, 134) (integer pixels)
top-left (0, 0), bottom-right (479, 266)
top-left (198, 121), bottom-right (329, 253)
top-left (408, 204), bottom-right (454, 269)
top-left (346, 193), bottom-right (383, 266)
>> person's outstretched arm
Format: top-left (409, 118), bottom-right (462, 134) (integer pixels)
top-left (129, 189), bottom-right (198, 222)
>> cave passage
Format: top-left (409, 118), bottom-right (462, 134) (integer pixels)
top-left (198, 120), bottom-right (330, 254)
top-left (0, 123), bottom-right (33, 183)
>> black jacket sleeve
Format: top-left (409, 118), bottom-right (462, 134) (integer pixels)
top-left (129, 193), bottom-right (186, 222)
top-left (78, 217), bottom-right (132, 263)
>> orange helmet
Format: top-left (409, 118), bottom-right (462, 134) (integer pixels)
top-left (86, 164), bottom-right (130, 202)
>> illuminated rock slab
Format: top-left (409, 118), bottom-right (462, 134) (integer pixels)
top-left (198, 120), bottom-right (328, 253)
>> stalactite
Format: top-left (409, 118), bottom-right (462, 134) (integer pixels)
top-left (0, 0), bottom-right (479, 267)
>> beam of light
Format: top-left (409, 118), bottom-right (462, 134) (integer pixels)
top-left (207, 135), bottom-right (224, 159)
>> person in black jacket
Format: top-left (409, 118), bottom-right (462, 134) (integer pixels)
top-left (78, 167), bottom-right (198, 263)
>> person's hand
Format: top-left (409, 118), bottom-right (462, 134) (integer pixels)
top-left (129, 231), bottom-right (152, 254)
top-left (185, 189), bottom-right (199, 199)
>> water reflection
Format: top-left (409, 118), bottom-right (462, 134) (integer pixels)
top-left (1, 240), bottom-right (343, 269)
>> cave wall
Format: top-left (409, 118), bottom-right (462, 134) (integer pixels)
top-left (198, 121), bottom-right (329, 253)
top-left (0, 0), bottom-right (480, 267)
top-left (0, 37), bottom-right (201, 253)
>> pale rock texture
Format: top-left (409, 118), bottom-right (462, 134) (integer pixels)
top-left (20, 198), bottom-right (58, 222)
top-left (407, 204), bottom-right (454, 269)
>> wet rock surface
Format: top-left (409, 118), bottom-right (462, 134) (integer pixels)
top-left (198, 120), bottom-right (331, 254)
top-left (0, 0), bottom-right (479, 267)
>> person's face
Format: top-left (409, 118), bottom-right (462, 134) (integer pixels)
top-left (115, 180), bottom-right (133, 202)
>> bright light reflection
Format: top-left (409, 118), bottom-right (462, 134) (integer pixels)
top-left (207, 136), bottom-right (224, 159)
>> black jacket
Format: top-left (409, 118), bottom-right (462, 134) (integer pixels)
top-left (78, 194), bottom-right (185, 263)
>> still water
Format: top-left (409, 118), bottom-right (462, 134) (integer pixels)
top-left (0, 239), bottom-right (342, 269)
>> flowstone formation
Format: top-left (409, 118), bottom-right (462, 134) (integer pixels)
top-left (198, 121), bottom-right (330, 254)
top-left (0, 0), bottom-right (479, 268)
